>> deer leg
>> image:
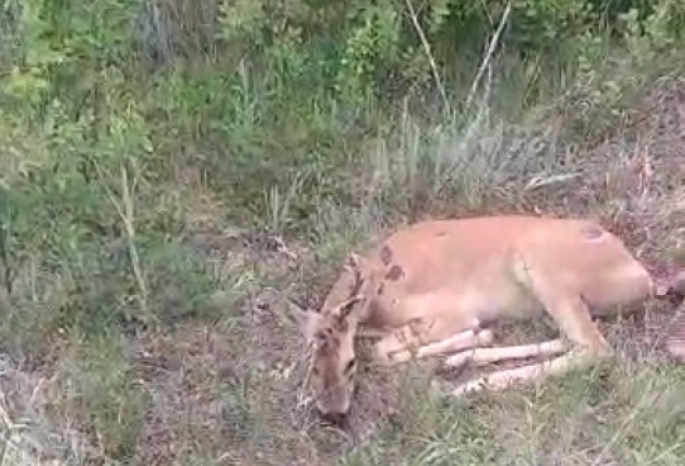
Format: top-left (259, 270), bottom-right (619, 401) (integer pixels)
top-left (411, 328), bottom-right (494, 361)
top-left (443, 338), bottom-right (570, 368)
top-left (448, 267), bottom-right (613, 397)
top-left (525, 260), bottom-right (613, 358)
top-left (449, 346), bottom-right (595, 396)
top-left (373, 327), bottom-right (494, 365)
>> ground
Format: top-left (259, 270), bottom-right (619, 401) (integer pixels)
top-left (2, 76), bottom-right (685, 466)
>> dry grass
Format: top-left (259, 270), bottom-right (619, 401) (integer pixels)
top-left (2, 73), bottom-right (685, 466)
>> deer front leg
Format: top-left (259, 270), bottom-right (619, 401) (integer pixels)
top-left (410, 328), bottom-right (495, 361)
top-left (373, 325), bottom-right (494, 365)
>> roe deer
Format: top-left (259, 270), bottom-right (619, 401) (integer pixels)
top-left (292, 215), bottom-right (685, 423)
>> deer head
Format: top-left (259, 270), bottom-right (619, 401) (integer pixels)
top-left (293, 253), bottom-right (374, 423)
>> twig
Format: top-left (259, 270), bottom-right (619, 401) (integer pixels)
top-left (94, 160), bottom-right (152, 324)
top-left (0, 191), bottom-right (13, 299)
top-left (404, 0), bottom-right (451, 116)
top-left (465, 1), bottom-right (512, 112)
top-left (117, 163), bottom-right (150, 319)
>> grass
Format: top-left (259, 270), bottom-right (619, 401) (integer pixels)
top-left (2, 4), bottom-right (685, 463)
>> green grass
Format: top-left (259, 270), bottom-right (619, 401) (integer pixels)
top-left (2, 1), bottom-right (685, 465)
top-left (336, 336), bottom-right (685, 466)
top-left (3, 68), bottom-right (685, 465)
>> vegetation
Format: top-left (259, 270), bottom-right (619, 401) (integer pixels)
top-left (1, 0), bottom-right (685, 464)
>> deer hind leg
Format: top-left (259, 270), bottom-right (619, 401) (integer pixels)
top-left (449, 272), bottom-right (611, 397)
top-left (443, 338), bottom-right (570, 368)
top-left (449, 345), bottom-right (598, 396)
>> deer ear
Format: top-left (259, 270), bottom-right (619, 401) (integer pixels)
top-left (344, 252), bottom-right (369, 286)
top-left (336, 295), bottom-right (363, 323)
top-left (346, 252), bottom-right (367, 271)
top-left (287, 299), bottom-right (322, 343)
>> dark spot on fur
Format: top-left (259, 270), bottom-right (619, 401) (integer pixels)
top-left (377, 283), bottom-right (385, 295)
top-left (436, 231), bottom-right (447, 237)
top-left (385, 264), bottom-right (404, 281)
top-left (380, 245), bottom-right (393, 265)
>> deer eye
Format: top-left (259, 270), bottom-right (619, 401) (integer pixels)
top-left (344, 358), bottom-right (356, 374)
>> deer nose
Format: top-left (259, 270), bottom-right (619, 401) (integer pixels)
top-left (319, 410), bottom-right (347, 427)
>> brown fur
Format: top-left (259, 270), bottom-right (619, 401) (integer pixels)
top-left (294, 215), bottom-right (685, 418)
